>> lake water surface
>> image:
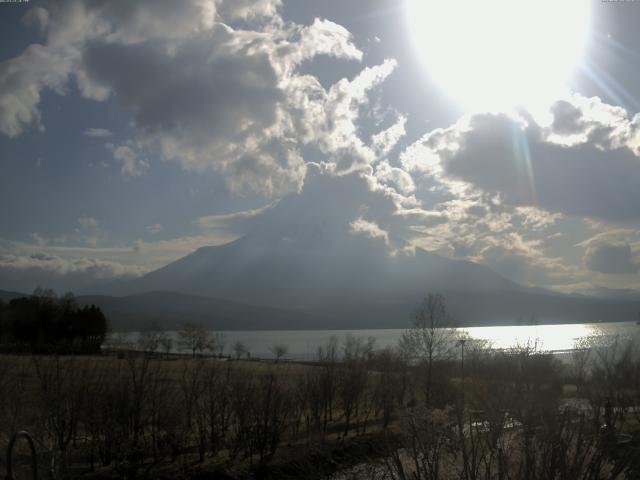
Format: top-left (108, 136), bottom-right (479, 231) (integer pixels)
top-left (129, 321), bottom-right (640, 360)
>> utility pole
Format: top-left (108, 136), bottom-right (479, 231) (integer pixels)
top-left (459, 337), bottom-right (467, 407)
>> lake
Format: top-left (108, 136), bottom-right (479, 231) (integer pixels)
top-left (126, 321), bottom-right (640, 360)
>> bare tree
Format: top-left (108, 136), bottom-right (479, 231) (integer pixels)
top-left (232, 340), bottom-right (247, 360)
top-left (269, 343), bottom-right (289, 362)
top-left (202, 363), bottom-right (233, 457)
top-left (339, 336), bottom-right (369, 436)
top-left (401, 293), bottom-right (456, 406)
top-left (251, 373), bottom-right (291, 460)
top-left (371, 348), bottom-right (400, 429)
top-left (317, 336), bottom-right (339, 431)
top-left (571, 336), bottom-right (593, 393)
top-left (384, 407), bottom-right (454, 480)
top-left (159, 334), bottom-right (173, 359)
top-left (32, 355), bottom-right (85, 478)
top-left (178, 323), bottom-right (211, 357)
top-left (588, 335), bottom-right (637, 431)
top-left (211, 332), bottom-right (226, 357)
top-left (178, 359), bottom-right (205, 461)
top-left (137, 324), bottom-right (163, 355)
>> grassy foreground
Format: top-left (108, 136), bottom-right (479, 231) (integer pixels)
top-left (1, 335), bottom-right (640, 479)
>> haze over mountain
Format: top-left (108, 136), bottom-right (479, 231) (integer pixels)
top-left (87, 173), bottom-right (640, 330)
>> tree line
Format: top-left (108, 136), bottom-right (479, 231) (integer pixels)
top-left (0, 288), bottom-right (108, 354)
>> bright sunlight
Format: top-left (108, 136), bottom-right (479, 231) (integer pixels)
top-left (407, 0), bottom-right (592, 111)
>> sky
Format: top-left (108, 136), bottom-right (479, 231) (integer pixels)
top-left (1, 0), bottom-right (640, 296)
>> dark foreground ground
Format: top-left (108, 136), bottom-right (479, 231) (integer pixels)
top-left (1, 336), bottom-right (640, 479)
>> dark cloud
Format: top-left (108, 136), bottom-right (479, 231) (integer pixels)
top-left (584, 243), bottom-right (638, 274)
top-left (409, 97), bottom-right (640, 221)
top-left (82, 36), bottom-right (282, 140)
top-left (550, 100), bottom-right (584, 135)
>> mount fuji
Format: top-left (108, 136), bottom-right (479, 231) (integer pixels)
top-left (89, 174), bottom-right (640, 330)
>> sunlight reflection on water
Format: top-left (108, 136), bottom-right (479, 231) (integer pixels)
top-left (134, 321), bottom-right (640, 359)
top-left (459, 323), bottom-right (602, 352)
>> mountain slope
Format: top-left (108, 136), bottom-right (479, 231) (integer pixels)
top-left (95, 233), bottom-right (640, 327)
top-left (90, 174), bottom-right (640, 328)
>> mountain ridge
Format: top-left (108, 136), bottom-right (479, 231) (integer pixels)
top-left (85, 236), bottom-right (640, 328)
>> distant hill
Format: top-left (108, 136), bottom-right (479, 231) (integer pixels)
top-left (5, 286), bottom-right (639, 332)
top-left (0, 289), bottom-right (26, 303)
top-left (76, 291), bottom-right (334, 332)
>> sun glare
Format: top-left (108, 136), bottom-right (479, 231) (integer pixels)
top-left (407, 0), bottom-right (592, 111)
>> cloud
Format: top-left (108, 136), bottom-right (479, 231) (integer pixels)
top-left (579, 230), bottom-right (640, 275)
top-left (108, 142), bottom-right (149, 177)
top-left (146, 223), bottom-right (163, 235)
top-left (314, 60), bottom-right (397, 171)
top-left (0, 252), bottom-right (144, 293)
top-left (10, 2), bottom-right (640, 296)
top-left (0, 0), bottom-right (397, 196)
top-left (77, 215), bottom-right (98, 230)
top-left (0, 43), bottom-right (73, 137)
top-left (0, 252), bottom-right (141, 277)
top-left (129, 235), bottom-right (234, 264)
top-left (375, 161), bottom-right (415, 194)
top-left (194, 204), bottom-right (274, 237)
top-left (76, 215), bottom-right (101, 247)
top-left (0, 227), bottom-right (240, 292)
top-left (584, 242), bottom-right (638, 275)
top-left (294, 18), bottom-right (363, 63)
top-left (223, 167), bottom-right (436, 257)
top-left (403, 95), bottom-right (640, 221)
top-left (0, 165), bottom-right (440, 293)
top-left (350, 217), bottom-right (389, 246)
top-left (371, 115), bottom-right (407, 159)
top-left (83, 127), bottom-right (112, 137)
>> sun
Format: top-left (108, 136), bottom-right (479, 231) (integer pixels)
top-left (407, 0), bottom-right (591, 111)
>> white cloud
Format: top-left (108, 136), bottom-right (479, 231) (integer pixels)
top-left (375, 161), bottom-right (415, 194)
top-left (315, 60), bottom-right (397, 171)
top-left (107, 142), bottom-right (149, 177)
top-left (0, 43), bottom-right (74, 137)
top-left (0, 225), bottom-right (240, 293)
top-left (146, 223), bottom-right (163, 235)
top-left (350, 217), bottom-right (389, 245)
top-left (83, 127), bottom-right (112, 137)
top-left (371, 115), bottom-right (407, 159)
top-left (194, 204), bottom-right (274, 236)
top-left (130, 235), bottom-right (234, 265)
top-left (78, 215), bottom-right (98, 230)
top-left (0, 252), bottom-right (142, 277)
top-left (294, 18), bottom-right (363, 64)
top-left (0, 252), bottom-right (144, 293)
